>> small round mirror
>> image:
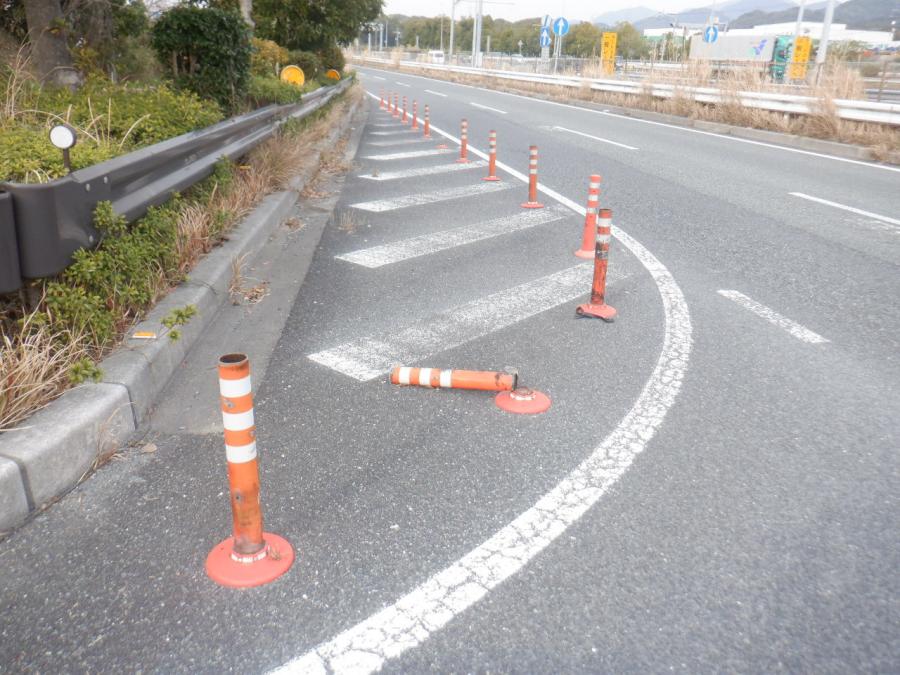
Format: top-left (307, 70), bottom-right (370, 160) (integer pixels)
top-left (49, 124), bottom-right (77, 150)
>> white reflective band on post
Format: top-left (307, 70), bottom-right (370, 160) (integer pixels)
top-left (219, 376), bottom-right (252, 398)
top-left (226, 441), bottom-right (258, 464)
top-left (530, 169), bottom-right (538, 174)
top-left (222, 408), bottom-right (255, 431)
top-left (440, 370), bottom-right (452, 387)
top-left (419, 368), bottom-right (433, 387)
top-left (398, 366), bottom-right (412, 385)
top-left (590, 182), bottom-right (601, 189)
top-left (597, 234), bottom-right (612, 245)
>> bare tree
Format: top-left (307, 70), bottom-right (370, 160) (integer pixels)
top-left (23, 0), bottom-right (80, 87)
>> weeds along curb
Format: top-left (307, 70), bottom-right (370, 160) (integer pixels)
top-left (366, 60), bottom-right (898, 166)
top-left (0, 84), bottom-right (364, 534)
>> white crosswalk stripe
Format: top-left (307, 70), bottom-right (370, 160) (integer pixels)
top-left (363, 149), bottom-right (453, 161)
top-left (360, 160), bottom-right (486, 182)
top-left (337, 205), bottom-right (570, 267)
top-left (350, 182), bottom-right (511, 213)
top-left (369, 130), bottom-right (419, 136)
top-left (307, 263), bottom-right (624, 381)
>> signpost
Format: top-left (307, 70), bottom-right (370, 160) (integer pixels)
top-left (788, 35), bottom-right (812, 79)
top-left (601, 32), bottom-right (617, 75)
top-left (552, 16), bottom-right (568, 73)
top-left (703, 25), bottom-right (719, 43)
top-left (540, 27), bottom-right (551, 48)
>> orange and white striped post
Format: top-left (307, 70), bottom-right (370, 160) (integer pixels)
top-left (205, 353), bottom-right (294, 588)
top-left (392, 93), bottom-right (400, 117)
top-left (402, 96), bottom-right (408, 124)
top-left (456, 118), bottom-right (469, 163)
top-left (391, 367), bottom-right (516, 391)
top-left (575, 175), bottom-right (602, 258)
top-left (380, 90), bottom-right (386, 109)
top-left (483, 130), bottom-right (500, 181)
top-left (423, 104), bottom-right (431, 138)
top-left (411, 100), bottom-right (418, 130)
top-left (576, 208), bottom-right (617, 322)
top-left (521, 145), bottom-right (544, 209)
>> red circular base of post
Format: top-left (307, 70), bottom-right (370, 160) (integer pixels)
top-left (521, 201), bottom-right (545, 209)
top-left (482, 175), bottom-right (501, 182)
top-left (456, 158), bottom-right (470, 164)
top-left (574, 248), bottom-right (594, 259)
top-left (206, 532), bottom-right (295, 588)
top-left (576, 303), bottom-right (617, 322)
top-left (495, 387), bottom-right (552, 415)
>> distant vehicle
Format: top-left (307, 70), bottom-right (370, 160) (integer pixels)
top-left (428, 50), bottom-right (445, 64)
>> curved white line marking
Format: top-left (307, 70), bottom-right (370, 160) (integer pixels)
top-left (271, 96), bottom-right (693, 675)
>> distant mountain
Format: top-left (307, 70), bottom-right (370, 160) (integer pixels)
top-left (730, 0), bottom-right (895, 30)
top-left (592, 7), bottom-right (658, 27)
top-left (631, 0), bottom-right (795, 30)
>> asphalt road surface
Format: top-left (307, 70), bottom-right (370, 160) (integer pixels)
top-left (1, 68), bottom-right (898, 674)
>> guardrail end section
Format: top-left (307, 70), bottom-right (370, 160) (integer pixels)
top-left (0, 191), bottom-right (23, 293)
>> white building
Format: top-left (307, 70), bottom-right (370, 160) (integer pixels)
top-left (727, 22), bottom-right (892, 44)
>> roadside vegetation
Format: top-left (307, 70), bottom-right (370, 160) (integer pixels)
top-left (0, 0), bottom-right (379, 429)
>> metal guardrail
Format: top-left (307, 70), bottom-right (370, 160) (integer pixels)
top-left (356, 56), bottom-right (900, 127)
top-left (0, 78), bottom-right (352, 294)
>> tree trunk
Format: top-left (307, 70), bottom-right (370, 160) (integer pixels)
top-left (239, 0), bottom-right (254, 28)
top-left (23, 0), bottom-right (80, 88)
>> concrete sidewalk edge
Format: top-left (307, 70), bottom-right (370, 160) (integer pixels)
top-left (0, 86), bottom-right (364, 534)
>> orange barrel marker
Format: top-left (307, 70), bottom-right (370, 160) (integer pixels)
top-left (412, 100), bottom-right (419, 129)
top-left (483, 130), bottom-right (500, 181)
top-left (457, 118), bottom-right (469, 163)
top-left (402, 96), bottom-right (408, 124)
top-left (576, 208), bottom-right (617, 322)
top-left (575, 175), bottom-right (602, 258)
top-left (521, 145), bottom-right (544, 209)
top-left (423, 104), bottom-right (432, 138)
top-left (391, 367), bottom-right (516, 392)
top-left (205, 353), bottom-right (294, 588)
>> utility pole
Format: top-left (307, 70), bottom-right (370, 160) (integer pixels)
top-left (395, 30), bottom-right (401, 47)
top-left (815, 0), bottom-right (836, 68)
top-left (440, 15), bottom-right (444, 51)
top-left (472, 0), bottom-right (484, 67)
top-left (449, 0), bottom-right (464, 63)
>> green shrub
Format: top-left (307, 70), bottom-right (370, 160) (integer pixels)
top-left (287, 50), bottom-right (322, 81)
top-left (0, 127), bottom-right (120, 183)
top-left (317, 43), bottom-right (345, 73)
top-left (252, 38), bottom-right (289, 77)
top-left (248, 75), bottom-right (305, 106)
top-left (151, 5), bottom-right (252, 112)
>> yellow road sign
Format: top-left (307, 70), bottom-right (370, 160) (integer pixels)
top-left (325, 69), bottom-right (341, 81)
top-left (280, 65), bottom-right (305, 87)
top-left (789, 36), bottom-right (812, 80)
top-left (601, 32), bottom-right (617, 75)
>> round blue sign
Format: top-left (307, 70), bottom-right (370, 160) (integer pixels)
top-left (703, 25), bottom-right (719, 43)
top-left (553, 17), bottom-right (569, 36)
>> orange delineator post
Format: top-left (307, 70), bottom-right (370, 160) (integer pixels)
top-left (391, 367), bottom-right (516, 392)
top-left (402, 97), bottom-right (408, 124)
top-left (457, 118), bottom-right (469, 163)
top-left (521, 145), bottom-right (544, 209)
top-left (392, 93), bottom-right (400, 117)
top-left (380, 90), bottom-right (386, 109)
top-left (423, 104), bottom-right (431, 138)
top-left (575, 175), bottom-right (602, 258)
top-left (411, 100), bottom-right (418, 129)
top-left (205, 353), bottom-right (294, 588)
top-left (576, 208), bottom-right (617, 322)
top-left (483, 130), bottom-right (500, 181)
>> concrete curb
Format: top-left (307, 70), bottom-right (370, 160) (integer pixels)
top-left (0, 85), bottom-right (362, 533)
top-left (366, 60), bottom-right (898, 166)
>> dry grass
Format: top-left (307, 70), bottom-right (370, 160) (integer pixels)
top-left (0, 311), bottom-right (90, 431)
top-left (369, 59), bottom-right (898, 160)
top-left (337, 210), bottom-right (363, 234)
top-left (228, 253), bottom-right (248, 304)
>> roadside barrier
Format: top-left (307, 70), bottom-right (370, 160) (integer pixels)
top-left (457, 119), bottom-right (469, 163)
top-left (206, 353), bottom-right (294, 588)
top-left (412, 100), bottom-right (419, 130)
top-left (483, 130), bottom-right (500, 181)
top-left (521, 145), bottom-right (544, 209)
top-left (495, 387), bottom-right (552, 414)
top-left (575, 175), bottom-right (602, 258)
top-left (576, 208), bottom-right (617, 322)
top-left (393, 93), bottom-right (400, 117)
top-left (402, 96), bottom-right (408, 124)
top-left (391, 366), bottom-right (516, 391)
top-left (423, 104), bottom-right (431, 138)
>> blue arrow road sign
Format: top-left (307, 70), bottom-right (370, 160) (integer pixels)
top-left (540, 27), bottom-right (552, 47)
top-left (553, 17), bottom-right (569, 36)
top-left (704, 25), bottom-right (719, 43)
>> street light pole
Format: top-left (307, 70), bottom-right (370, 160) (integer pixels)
top-left (816, 0), bottom-right (836, 67)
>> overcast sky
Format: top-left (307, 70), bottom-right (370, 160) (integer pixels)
top-left (381, 0), bottom-right (711, 22)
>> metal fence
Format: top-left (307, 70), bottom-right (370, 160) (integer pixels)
top-left (0, 78), bottom-right (351, 294)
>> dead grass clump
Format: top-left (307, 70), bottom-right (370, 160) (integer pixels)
top-left (337, 210), bottom-right (362, 233)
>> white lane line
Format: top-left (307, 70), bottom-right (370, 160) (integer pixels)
top-left (365, 138), bottom-right (432, 147)
top-left (789, 192), bottom-right (900, 229)
top-left (370, 75), bottom-right (386, 80)
top-left (270, 94), bottom-right (692, 675)
top-left (308, 263), bottom-right (607, 380)
top-left (336, 205), bottom-right (570, 267)
top-left (359, 160), bottom-right (486, 181)
top-left (350, 182), bottom-right (510, 213)
top-left (362, 74), bottom-right (900, 174)
top-left (395, 81), bottom-right (411, 87)
top-left (552, 125), bottom-right (638, 151)
top-left (368, 130), bottom-right (418, 136)
top-left (470, 102), bottom-right (507, 115)
top-left (425, 89), bottom-right (447, 97)
top-left (717, 290), bottom-right (829, 344)
top-left (362, 149), bottom-right (452, 161)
